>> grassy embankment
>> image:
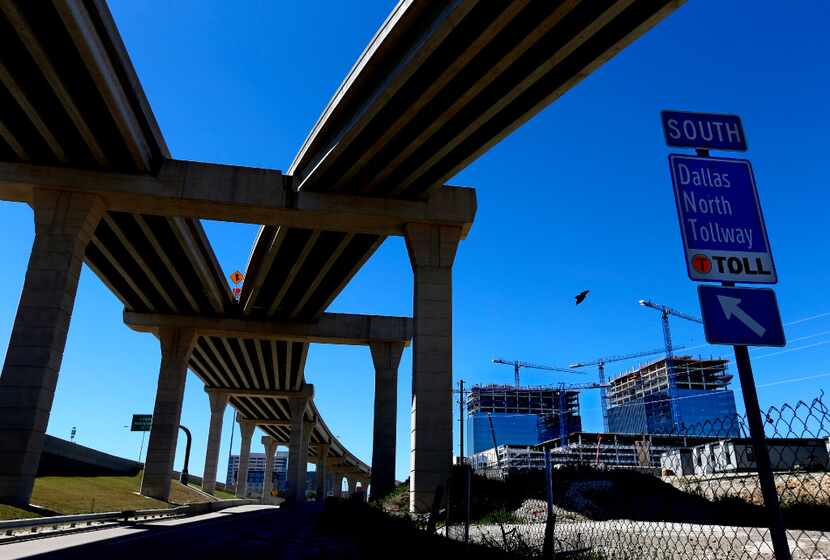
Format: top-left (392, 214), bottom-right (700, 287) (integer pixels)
top-left (0, 471), bottom-right (238, 520)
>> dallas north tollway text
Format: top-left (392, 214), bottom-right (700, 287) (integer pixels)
top-left (676, 162), bottom-right (754, 250)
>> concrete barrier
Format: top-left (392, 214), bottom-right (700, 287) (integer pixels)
top-left (0, 499), bottom-right (260, 541)
top-left (171, 470), bottom-right (229, 492)
top-left (38, 435), bottom-right (143, 477)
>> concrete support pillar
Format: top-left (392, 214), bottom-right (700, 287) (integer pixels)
top-left (315, 442), bottom-right (330, 501)
top-left (361, 478), bottom-right (370, 502)
top-left (140, 327), bottom-right (197, 500)
top-left (201, 389), bottom-right (228, 495)
top-left (235, 419), bottom-right (256, 498)
top-left (331, 471), bottom-right (342, 498)
top-left (261, 436), bottom-right (278, 501)
top-left (286, 396), bottom-right (310, 502)
top-left (404, 223), bottom-right (461, 513)
top-left (369, 341), bottom-right (404, 500)
top-left (300, 419), bottom-right (313, 499)
top-left (0, 190), bottom-right (104, 505)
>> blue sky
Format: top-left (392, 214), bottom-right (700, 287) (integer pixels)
top-left (1, 1), bottom-right (829, 484)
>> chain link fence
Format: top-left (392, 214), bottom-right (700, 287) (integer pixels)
top-left (443, 393), bottom-right (830, 559)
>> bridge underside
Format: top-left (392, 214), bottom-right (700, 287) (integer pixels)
top-left (0, 0), bottom-right (682, 510)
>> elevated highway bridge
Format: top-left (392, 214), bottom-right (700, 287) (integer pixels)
top-left (0, 0), bottom-right (682, 513)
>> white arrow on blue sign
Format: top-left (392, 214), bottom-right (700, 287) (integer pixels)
top-left (669, 154), bottom-right (777, 284)
top-left (698, 285), bottom-right (785, 347)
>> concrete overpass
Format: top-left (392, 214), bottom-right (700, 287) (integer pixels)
top-left (0, 0), bottom-right (682, 514)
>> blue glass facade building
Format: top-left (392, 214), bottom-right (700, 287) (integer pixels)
top-left (606, 357), bottom-right (739, 437)
top-left (466, 385), bottom-right (581, 455)
top-left (467, 413), bottom-right (539, 455)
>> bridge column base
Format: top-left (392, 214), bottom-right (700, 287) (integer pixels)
top-left (369, 341), bottom-right (404, 500)
top-left (0, 190), bottom-right (104, 505)
top-left (315, 443), bottom-right (330, 500)
top-left (405, 223), bottom-right (461, 513)
top-left (235, 419), bottom-right (256, 498)
top-left (286, 396), bottom-right (310, 502)
top-left (261, 436), bottom-right (278, 500)
top-left (140, 327), bottom-right (197, 500)
top-left (330, 470), bottom-right (342, 498)
top-left (201, 388), bottom-right (228, 495)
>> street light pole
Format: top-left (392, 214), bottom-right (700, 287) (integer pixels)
top-left (179, 425), bottom-right (192, 486)
top-left (226, 411), bottom-right (237, 490)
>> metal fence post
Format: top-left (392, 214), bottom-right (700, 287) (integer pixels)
top-left (543, 448), bottom-right (555, 559)
top-left (446, 473), bottom-right (452, 537)
top-left (464, 464), bottom-right (471, 548)
top-left (427, 484), bottom-right (443, 534)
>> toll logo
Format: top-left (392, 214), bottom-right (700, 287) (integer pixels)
top-left (689, 253), bottom-right (774, 280)
top-left (711, 255), bottom-right (772, 276)
top-left (692, 254), bottom-right (711, 274)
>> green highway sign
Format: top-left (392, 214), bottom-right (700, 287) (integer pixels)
top-left (130, 414), bottom-right (152, 432)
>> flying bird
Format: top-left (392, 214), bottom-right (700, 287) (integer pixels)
top-left (574, 290), bottom-right (590, 305)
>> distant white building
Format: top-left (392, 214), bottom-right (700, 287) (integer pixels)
top-left (689, 438), bottom-right (829, 475)
top-left (226, 451), bottom-right (288, 495)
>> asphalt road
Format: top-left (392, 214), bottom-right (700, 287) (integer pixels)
top-left (0, 505), bottom-right (313, 559)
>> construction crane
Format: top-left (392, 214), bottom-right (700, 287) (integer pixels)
top-left (569, 347), bottom-right (678, 432)
top-left (552, 381), bottom-right (610, 391)
top-left (492, 358), bottom-right (585, 387)
top-left (638, 299), bottom-right (703, 430)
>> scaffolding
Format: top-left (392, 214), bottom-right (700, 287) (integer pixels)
top-left (470, 445), bottom-right (547, 478)
top-left (467, 384), bottom-right (580, 415)
top-left (608, 356), bottom-right (732, 407)
top-left (536, 432), bottom-right (719, 470)
top-left (470, 432), bottom-right (724, 476)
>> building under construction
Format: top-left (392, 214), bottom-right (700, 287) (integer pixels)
top-left (471, 432), bottom-right (721, 476)
top-left (466, 384), bottom-right (581, 455)
top-left (606, 356), bottom-right (740, 436)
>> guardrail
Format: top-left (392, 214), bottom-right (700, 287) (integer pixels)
top-left (0, 499), bottom-right (258, 542)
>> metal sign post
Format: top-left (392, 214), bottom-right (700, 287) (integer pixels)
top-left (458, 379), bottom-right (465, 463)
top-left (227, 411), bottom-right (238, 490)
top-left (662, 112), bottom-right (792, 560)
top-left (137, 430), bottom-right (146, 463)
top-left (732, 343), bottom-right (791, 558)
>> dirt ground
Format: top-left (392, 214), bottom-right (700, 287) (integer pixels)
top-left (664, 471), bottom-right (830, 506)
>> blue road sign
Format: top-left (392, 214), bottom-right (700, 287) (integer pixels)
top-left (698, 285), bottom-right (785, 347)
top-left (661, 110), bottom-right (747, 151)
top-left (669, 154), bottom-right (777, 284)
